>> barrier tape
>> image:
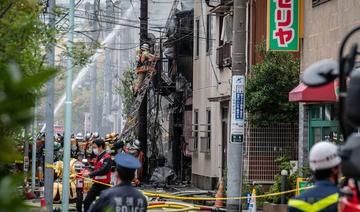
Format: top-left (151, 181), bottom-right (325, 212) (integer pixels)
top-left (45, 163), bottom-right (313, 201)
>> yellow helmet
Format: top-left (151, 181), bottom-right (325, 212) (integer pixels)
top-left (105, 134), bottom-right (111, 141)
top-left (110, 132), bottom-right (116, 138)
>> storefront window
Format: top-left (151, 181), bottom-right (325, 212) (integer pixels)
top-left (308, 104), bottom-right (341, 149)
top-left (310, 105), bottom-right (322, 120)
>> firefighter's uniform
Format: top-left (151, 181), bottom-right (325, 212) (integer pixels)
top-left (288, 180), bottom-right (339, 212)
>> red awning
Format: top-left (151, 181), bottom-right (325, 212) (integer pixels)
top-left (289, 81), bottom-right (337, 102)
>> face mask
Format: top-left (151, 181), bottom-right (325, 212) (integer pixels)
top-left (93, 148), bottom-right (99, 155)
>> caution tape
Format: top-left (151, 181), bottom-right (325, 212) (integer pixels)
top-left (45, 163), bottom-right (313, 201)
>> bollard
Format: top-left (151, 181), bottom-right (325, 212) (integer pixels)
top-left (281, 170), bottom-right (288, 204)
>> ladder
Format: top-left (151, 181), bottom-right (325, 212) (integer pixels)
top-left (120, 47), bottom-right (160, 141)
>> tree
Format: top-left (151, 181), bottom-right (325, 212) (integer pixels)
top-left (0, 1), bottom-right (55, 210)
top-left (117, 65), bottom-right (136, 118)
top-left (245, 42), bottom-right (299, 126)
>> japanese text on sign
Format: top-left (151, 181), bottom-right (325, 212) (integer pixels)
top-left (230, 76), bottom-right (245, 143)
top-left (267, 0), bottom-right (299, 51)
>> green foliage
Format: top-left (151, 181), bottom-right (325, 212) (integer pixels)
top-left (59, 41), bottom-right (98, 67)
top-left (0, 1), bottom-right (56, 211)
top-left (265, 156), bottom-right (311, 204)
top-left (0, 176), bottom-right (28, 210)
top-left (245, 42), bottom-right (299, 126)
top-left (117, 65), bottom-right (136, 117)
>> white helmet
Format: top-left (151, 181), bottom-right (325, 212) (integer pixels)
top-left (133, 139), bottom-right (141, 150)
top-left (309, 141), bottom-right (341, 171)
top-left (141, 43), bottom-right (150, 51)
top-left (75, 132), bottom-right (84, 140)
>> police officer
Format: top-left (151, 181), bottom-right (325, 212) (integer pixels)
top-left (88, 153), bottom-right (147, 212)
top-left (83, 138), bottom-right (112, 212)
top-left (288, 141), bottom-right (341, 212)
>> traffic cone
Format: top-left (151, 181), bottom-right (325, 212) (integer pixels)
top-left (214, 179), bottom-right (225, 208)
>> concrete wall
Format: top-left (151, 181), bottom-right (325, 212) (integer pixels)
top-left (299, 0), bottom-right (360, 170)
top-left (192, 1), bottom-right (231, 190)
top-left (302, 0), bottom-right (360, 70)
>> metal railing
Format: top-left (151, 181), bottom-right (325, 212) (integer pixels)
top-left (244, 123), bottom-right (299, 182)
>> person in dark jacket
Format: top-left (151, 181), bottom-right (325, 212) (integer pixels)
top-left (288, 141), bottom-right (341, 212)
top-left (89, 153), bottom-right (147, 212)
top-left (83, 138), bottom-right (112, 212)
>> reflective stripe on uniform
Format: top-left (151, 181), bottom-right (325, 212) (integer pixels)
top-left (94, 175), bottom-right (107, 180)
top-left (288, 193), bottom-right (339, 212)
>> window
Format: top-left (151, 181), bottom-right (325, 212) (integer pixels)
top-left (194, 110), bottom-right (199, 150)
top-left (312, 0), bottom-right (331, 7)
top-left (195, 19), bottom-right (200, 57)
top-left (206, 108), bottom-right (211, 148)
top-left (206, 14), bottom-right (212, 53)
top-left (218, 15), bottom-right (224, 46)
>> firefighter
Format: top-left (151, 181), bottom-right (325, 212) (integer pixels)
top-left (288, 141), bottom-right (341, 212)
top-left (71, 134), bottom-right (79, 158)
top-left (127, 139), bottom-right (144, 186)
top-left (74, 158), bottom-right (85, 212)
top-left (76, 132), bottom-right (85, 156)
top-left (83, 138), bottom-right (112, 212)
top-left (134, 43), bottom-right (156, 93)
top-left (88, 153), bottom-right (147, 212)
top-left (84, 132), bottom-right (92, 159)
top-left (105, 133), bottom-right (112, 154)
top-left (92, 131), bottom-right (100, 140)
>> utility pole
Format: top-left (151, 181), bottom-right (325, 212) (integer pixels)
top-left (113, 1), bottom-right (121, 133)
top-left (102, 0), bottom-right (113, 135)
top-left (227, 0), bottom-right (247, 211)
top-left (45, 0), bottom-right (55, 210)
top-left (138, 0), bottom-right (148, 180)
top-left (62, 0), bottom-right (74, 210)
top-left (89, 0), bottom-right (99, 132)
top-left (31, 98), bottom-right (37, 193)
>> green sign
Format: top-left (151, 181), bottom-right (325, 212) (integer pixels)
top-left (299, 181), bottom-right (313, 194)
top-left (232, 134), bottom-right (244, 143)
top-left (267, 0), bottom-right (299, 51)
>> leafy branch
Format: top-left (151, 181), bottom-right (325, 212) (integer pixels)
top-left (245, 41), bottom-right (299, 126)
top-left (115, 64), bottom-right (136, 118)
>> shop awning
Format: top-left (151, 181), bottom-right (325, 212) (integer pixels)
top-left (289, 81), bottom-right (337, 102)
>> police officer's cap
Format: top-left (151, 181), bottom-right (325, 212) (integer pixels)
top-left (114, 153), bottom-right (141, 169)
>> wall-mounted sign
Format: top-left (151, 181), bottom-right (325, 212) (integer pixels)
top-left (230, 75), bottom-right (245, 143)
top-left (267, 0), bottom-right (300, 51)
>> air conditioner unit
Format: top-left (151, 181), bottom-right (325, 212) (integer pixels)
top-left (200, 137), bottom-right (210, 153)
top-left (222, 42), bottom-right (232, 67)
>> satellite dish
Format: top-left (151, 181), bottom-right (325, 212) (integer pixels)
top-left (301, 59), bottom-right (338, 87)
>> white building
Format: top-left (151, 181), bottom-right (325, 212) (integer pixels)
top-left (191, 0), bottom-right (232, 190)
